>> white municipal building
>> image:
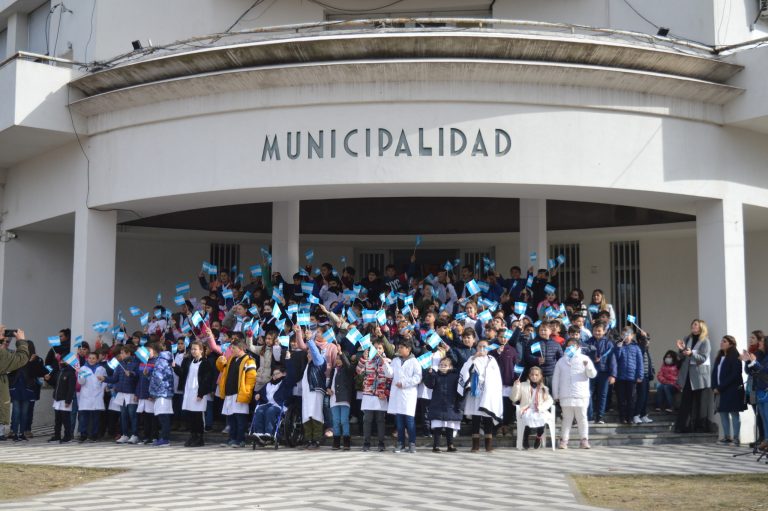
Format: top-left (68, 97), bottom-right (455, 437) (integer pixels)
top-left (1, 0), bottom-right (767, 370)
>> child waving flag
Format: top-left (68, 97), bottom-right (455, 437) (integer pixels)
top-left (458, 339), bottom-right (503, 452)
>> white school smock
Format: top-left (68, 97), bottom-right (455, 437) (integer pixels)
top-left (385, 356), bottom-right (422, 416)
top-left (77, 366), bottom-right (107, 411)
top-left (182, 359), bottom-right (209, 412)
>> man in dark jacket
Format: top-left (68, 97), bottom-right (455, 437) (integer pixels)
top-left (0, 328), bottom-right (30, 440)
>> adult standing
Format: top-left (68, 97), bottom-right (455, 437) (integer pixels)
top-left (712, 335), bottom-right (747, 445)
top-left (0, 327), bottom-right (30, 441)
top-left (674, 319), bottom-right (712, 433)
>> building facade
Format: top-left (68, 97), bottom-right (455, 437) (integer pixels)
top-left (1, 1), bottom-right (768, 435)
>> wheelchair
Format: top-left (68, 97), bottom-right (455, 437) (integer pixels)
top-left (247, 396), bottom-right (303, 450)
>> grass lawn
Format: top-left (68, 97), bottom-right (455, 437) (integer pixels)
top-left (571, 474), bottom-right (768, 511)
top-left (0, 463), bottom-right (125, 501)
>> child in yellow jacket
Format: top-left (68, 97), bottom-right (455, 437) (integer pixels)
top-left (216, 339), bottom-right (257, 448)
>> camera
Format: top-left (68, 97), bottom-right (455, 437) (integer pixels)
top-left (4, 329), bottom-right (17, 338)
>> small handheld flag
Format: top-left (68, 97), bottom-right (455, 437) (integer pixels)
top-left (140, 313), bottom-right (149, 327)
top-left (278, 336), bottom-right (290, 348)
top-left (426, 332), bottom-right (441, 349)
top-left (301, 282), bottom-right (314, 295)
top-left (346, 327), bottom-right (362, 345)
top-left (544, 284), bottom-right (556, 295)
top-left (63, 353), bottom-right (79, 368)
top-left (190, 311), bottom-right (203, 327)
top-left (48, 336), bottom-right (61, 347)
top-left (272, 304), bottom-right (283, 319)
top-left (135, 347), bottom-right (150, 363)
top-left (129, 306), bottom-right (142, 317)
top-left (514, 364), bottom-right (524, 374)
top-left (45, 365), bottom-right (54, 373)
top-left (305, 248), bottom-right (314, 262)
top-left (529, 252), bottom-right (537, 264)
top-left (107, 358), bottom-right (120, 370)
top-left (530, 341), bottom-right (542, 354)
top-left (322, 328), bottom-right (336, 344)
top-left (175, 282), bottom-right (190, 294)
top-left (465, 279), bottom-right (481, 296)
top-left (626, 314), bottom-right (637, 325)
top-left (417, 352), bottom-right (432, 369)
top-left (250, 265), bottom-right (262, 278)
top-left (477, 310), bottom-right (493, 323)
top-left (556, 254), bottom-right (566, 265)
top-left (222, 288), bottom-right (234, 300)
top-left (174, 295), bottom-right (186, 306)
top-left (514, 302), bottom-right (527, 315)
top-left (375, 309), bottom-right (387, 326)
top-left (307, 294), bottom-right (320, 305)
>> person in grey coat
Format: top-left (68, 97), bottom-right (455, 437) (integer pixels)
top-left (674, 319), bottom-right (712, 433)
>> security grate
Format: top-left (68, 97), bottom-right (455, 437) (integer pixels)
top-left (610, 240), bottom-right (641, 329)
top-left (549, 243), bottom-right (580, 302)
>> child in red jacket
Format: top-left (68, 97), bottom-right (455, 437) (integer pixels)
top-left (655, 350), bottom-right (680, 413)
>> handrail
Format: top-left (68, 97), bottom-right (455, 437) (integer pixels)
top-left (0, 51), bottom-right (84, 70)
top-left (92, 17), bottom-right (720, 70)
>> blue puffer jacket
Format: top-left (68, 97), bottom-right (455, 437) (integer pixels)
top-left (616, 342), bottom-right (644, 382)
top-left (149, 351), bottom-right (175, 399)
top-left (589, 337), bottom-right (617, 377)
top-left (103, 357), bottom-right (139, 394)
top-left (136, 357), bottom-right (157, 400)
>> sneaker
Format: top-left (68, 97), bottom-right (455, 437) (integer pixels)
top-left (10, 434), bottom-right (20, 442)
top-left (596, 418), bottom-right (605, 424)
top-left (18, 435), bottom-right (28, 442)
top-left (87, 438), bottom-right (97, 443)
top-left (116, 435), bottom-right (130, 444)
top-left (128, 435), bottom-right (140, 444)
top-left (558, 440), bottom-right (568, 449)
top-left (143, 438), bottom-right (154, 445)
top-left (378, 443), bottom-right (386, 452)
top-left (665, 408), bottom-right (674, 413)
top-left (221, 425), bottom-right (230, 434)
top-left (24, 431), bottom-right (33, 438)
top-left (641, 416), bottom-right (653, 423)
top-left (432, 446), bottom-right (441, 453)
top-left (408, 443), bottom-right (417, 453)
top-left (77, 435), bottom-right (88, 443)
top-left (580, 439), bottom-right (591, 449)
top-left (47, 435), bottom-right (62, 443)
top-left (60, 436), bottom-right (72, 444)
top-left (230, 441), bottom-right (245, 448)
top-left (362, 443), bottom-right (370, 452)
top-left (719, 437), bottom-right (733, 444)
top-left (349, 416), bottom-right (358, 424)
top-left (447, 445), bottom-right (457, 452)
top-left (220, 440), bottom-right (233, 447)
top-left (393, 444), bottom-right (403, 453)
top-left (154, 439), bottom-right (170, 447)
top-left (632, 416), bottom-right (642, 424)
top-left (654, 407), bottom-right (662, 412)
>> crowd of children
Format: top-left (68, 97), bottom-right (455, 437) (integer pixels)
top-left (1, 254), bottom-right (765, 452)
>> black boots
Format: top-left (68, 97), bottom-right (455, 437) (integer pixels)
top-left (332, 436), bottom-right (341, 450)
top-left (342, 436), bottom-right (350, 451)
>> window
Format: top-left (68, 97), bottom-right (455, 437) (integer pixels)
top-left (460, 248), bottom-right (494, 278)
top-left (357, 251), bottom-right (387, 277)
top-left (210, 243), bottom-right (240, 277)
top-left (610, 241), bottom-right (640, 329)
top-left (27, 2), bottom-right (49, 55)
top-left (549, 243), bottom-right (580, 302)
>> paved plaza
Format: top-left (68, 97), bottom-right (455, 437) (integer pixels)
top-left (1, 440), bottom-right (767, 511)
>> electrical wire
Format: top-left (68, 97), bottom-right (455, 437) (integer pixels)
top-left (84, 0), bottom-right (96, 63)
top-left (65, 86), bottom-right (142, 220)
top-left (307, 0), bottom-right (406, 14)
top-left (52, 4), bottom-right (63, 57)
top-left (224, 0), bottom-right (264, 33)
top-left (621, 0), bottom-right (712, 47)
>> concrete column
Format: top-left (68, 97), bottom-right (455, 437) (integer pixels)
top-left (519, 199), bottom-right (548, 270)
top-left (6, 12), bottom-right (29, 58)
top-left (271, 201), bottom-right (300, 279)
top-left (695, 198), bottom-right (752, 441)
top-left (71, 207), bottom-right (116, 349)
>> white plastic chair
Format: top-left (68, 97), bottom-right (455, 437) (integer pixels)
top-left (515, 403), bottom-right (556, 451)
